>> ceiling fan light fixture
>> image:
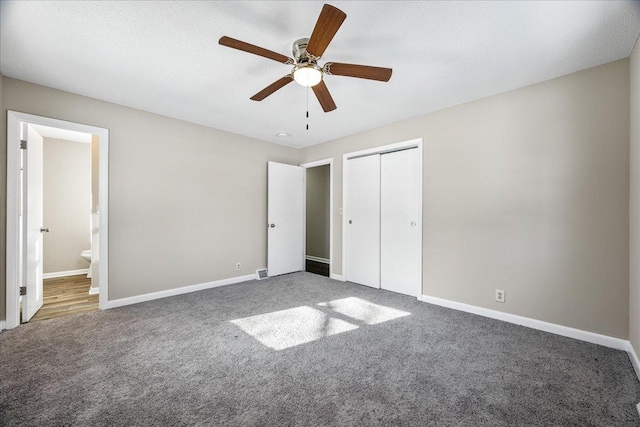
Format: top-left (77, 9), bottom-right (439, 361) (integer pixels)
top-left (293, 64), bottom-right (322, 87)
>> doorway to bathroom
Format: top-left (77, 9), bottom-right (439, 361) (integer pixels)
top-left (35, 125), bottom-right (97, 321)
top-left (5, 112), bottom-right (110, 328)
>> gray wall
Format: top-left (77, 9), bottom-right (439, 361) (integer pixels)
top-left (301, 59), bottom-right (630, 339)
top-left (630, 43), bottom-right (640, 352)
top-left (1, 77), bottom-right (300, 304)
top-left (43, 137), bottom-right (92, 273)
top-left (306, 165), bottom-right (330, 260)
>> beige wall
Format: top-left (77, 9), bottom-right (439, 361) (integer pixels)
top-left (1, 77), bottom-right (300, 304)
top-left (43, 137), bottom-right (92, 273)
top-left (0, 73), bottom-right (4, 321)
top-left (306, 165), bottom-right (330, 260)
top-left (630, 43), bottom-right (640, 352)
top-left (301, 59), bottom-right (630, 339)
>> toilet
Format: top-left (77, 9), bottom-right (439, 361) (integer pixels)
top-left (81, 250), bottom-right (92, 278)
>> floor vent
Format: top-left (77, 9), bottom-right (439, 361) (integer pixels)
top-left (256, 269), bottom-right (268, 280)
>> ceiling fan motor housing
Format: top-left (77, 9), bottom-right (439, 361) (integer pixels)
top-left (293, 38), bottom-right (313, 63)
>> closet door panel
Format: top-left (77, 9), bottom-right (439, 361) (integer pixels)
top-left (381, 148), bottom-right (421, 296)
top-left (346, 155), bottom-right (380, 288)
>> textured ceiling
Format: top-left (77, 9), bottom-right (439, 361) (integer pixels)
top-left (2, 1), bottom-right (640, 148)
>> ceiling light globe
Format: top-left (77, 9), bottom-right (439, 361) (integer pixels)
top-left (293, 65), bottom-right (322, 87)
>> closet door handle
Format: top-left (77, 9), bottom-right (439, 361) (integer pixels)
top-left (349, 220), bottom-right (352, 224)
top-left (411, 222), bottom-right (416, 227)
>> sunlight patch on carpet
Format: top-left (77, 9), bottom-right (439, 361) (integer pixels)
top-left (317, 297), bottom-right (411, 325)
top-left (230, 306), bottom-right (358, 350)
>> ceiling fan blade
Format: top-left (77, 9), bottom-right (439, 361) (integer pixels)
top-left (306, 4), bottom-right (347, 58)
top-left (312, 80), bottom-right (337, 112)
top-left (250, 76), bottom-right (294, 101)
top-left (325, 62), bottom-right (392, 82)
top-left (219, 36), bottom-right (293, 64)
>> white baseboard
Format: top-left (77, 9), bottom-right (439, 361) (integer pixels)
top-left (628, 341), bottom-right (640, 381)
top-left (43, 269), bottom-right (89, 279)
top-left (330, 273), bottom-right (345, 281)
top-left (104, 274), bottom-right (255, 309)
top-left (88, 287), bottom-right (99, 295)
top-left (306, 255), bottom-right (330, 264)
top-left (418, 295), bottom-right (629, 351)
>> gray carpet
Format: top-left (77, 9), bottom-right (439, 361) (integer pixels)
top-left (1, 272), bottom-right (639, 426)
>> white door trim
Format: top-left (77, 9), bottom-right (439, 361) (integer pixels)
top-left (5, 111), bottom-right (110, 329)
top-left (300, 158), bottom-right (333, 277)
top-left (342, 138), bottom-right (423, 297)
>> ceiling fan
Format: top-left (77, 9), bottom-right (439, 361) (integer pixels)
top-left (219, 4), bottom-right (392, 113)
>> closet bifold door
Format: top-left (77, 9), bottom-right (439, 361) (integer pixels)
top-left (346, 154), bottom-right (381, 288)
top-left (381, 148), bottom-right (421, 297)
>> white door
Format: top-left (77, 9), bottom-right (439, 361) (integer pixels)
top-left (346, 155), bottom-right (381, 288)
top-left (22, 125), bottom-right (45, 322)
top-left (268, 161), bottom-right (304, 276)
top-left (381, 148), bottom-right (421, 297)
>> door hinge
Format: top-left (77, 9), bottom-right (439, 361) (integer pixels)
top-left (20, 140), bottom-right (27, 150)
top-left (19, 286), bottom-right (26, 296)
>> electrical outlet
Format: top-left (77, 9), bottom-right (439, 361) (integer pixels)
top-left (495, 289), bottom-right (505, 303)
top-left (236, 262), bottom-right (241, 271)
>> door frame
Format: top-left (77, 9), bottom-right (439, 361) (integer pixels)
top-left (300, 158), bottom-right (334, 278)
top-left (342, 138), bottom-right (423, 297)
top-left (5, 111), bottom-right (110, 329)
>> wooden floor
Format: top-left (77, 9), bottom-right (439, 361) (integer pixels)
top-left (28, 274), bottom-right (98, 323)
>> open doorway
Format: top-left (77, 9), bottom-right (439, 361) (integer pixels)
top-left (30, 124), bottom-right (97, 322)
top-left (6, 112), bottom-right (109, 329)
top-left (301, 159), bottom-right (333, 278)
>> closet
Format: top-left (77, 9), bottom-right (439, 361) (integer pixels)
top-left (345, 147), bottom-right (421, 297)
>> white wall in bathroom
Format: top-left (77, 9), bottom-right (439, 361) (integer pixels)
top-left (43, 137), bottom-right (92, 274)
top-left (90, 134), bottom-right (100, 291)
top-left (91, 134), bottom-right (99, 214)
